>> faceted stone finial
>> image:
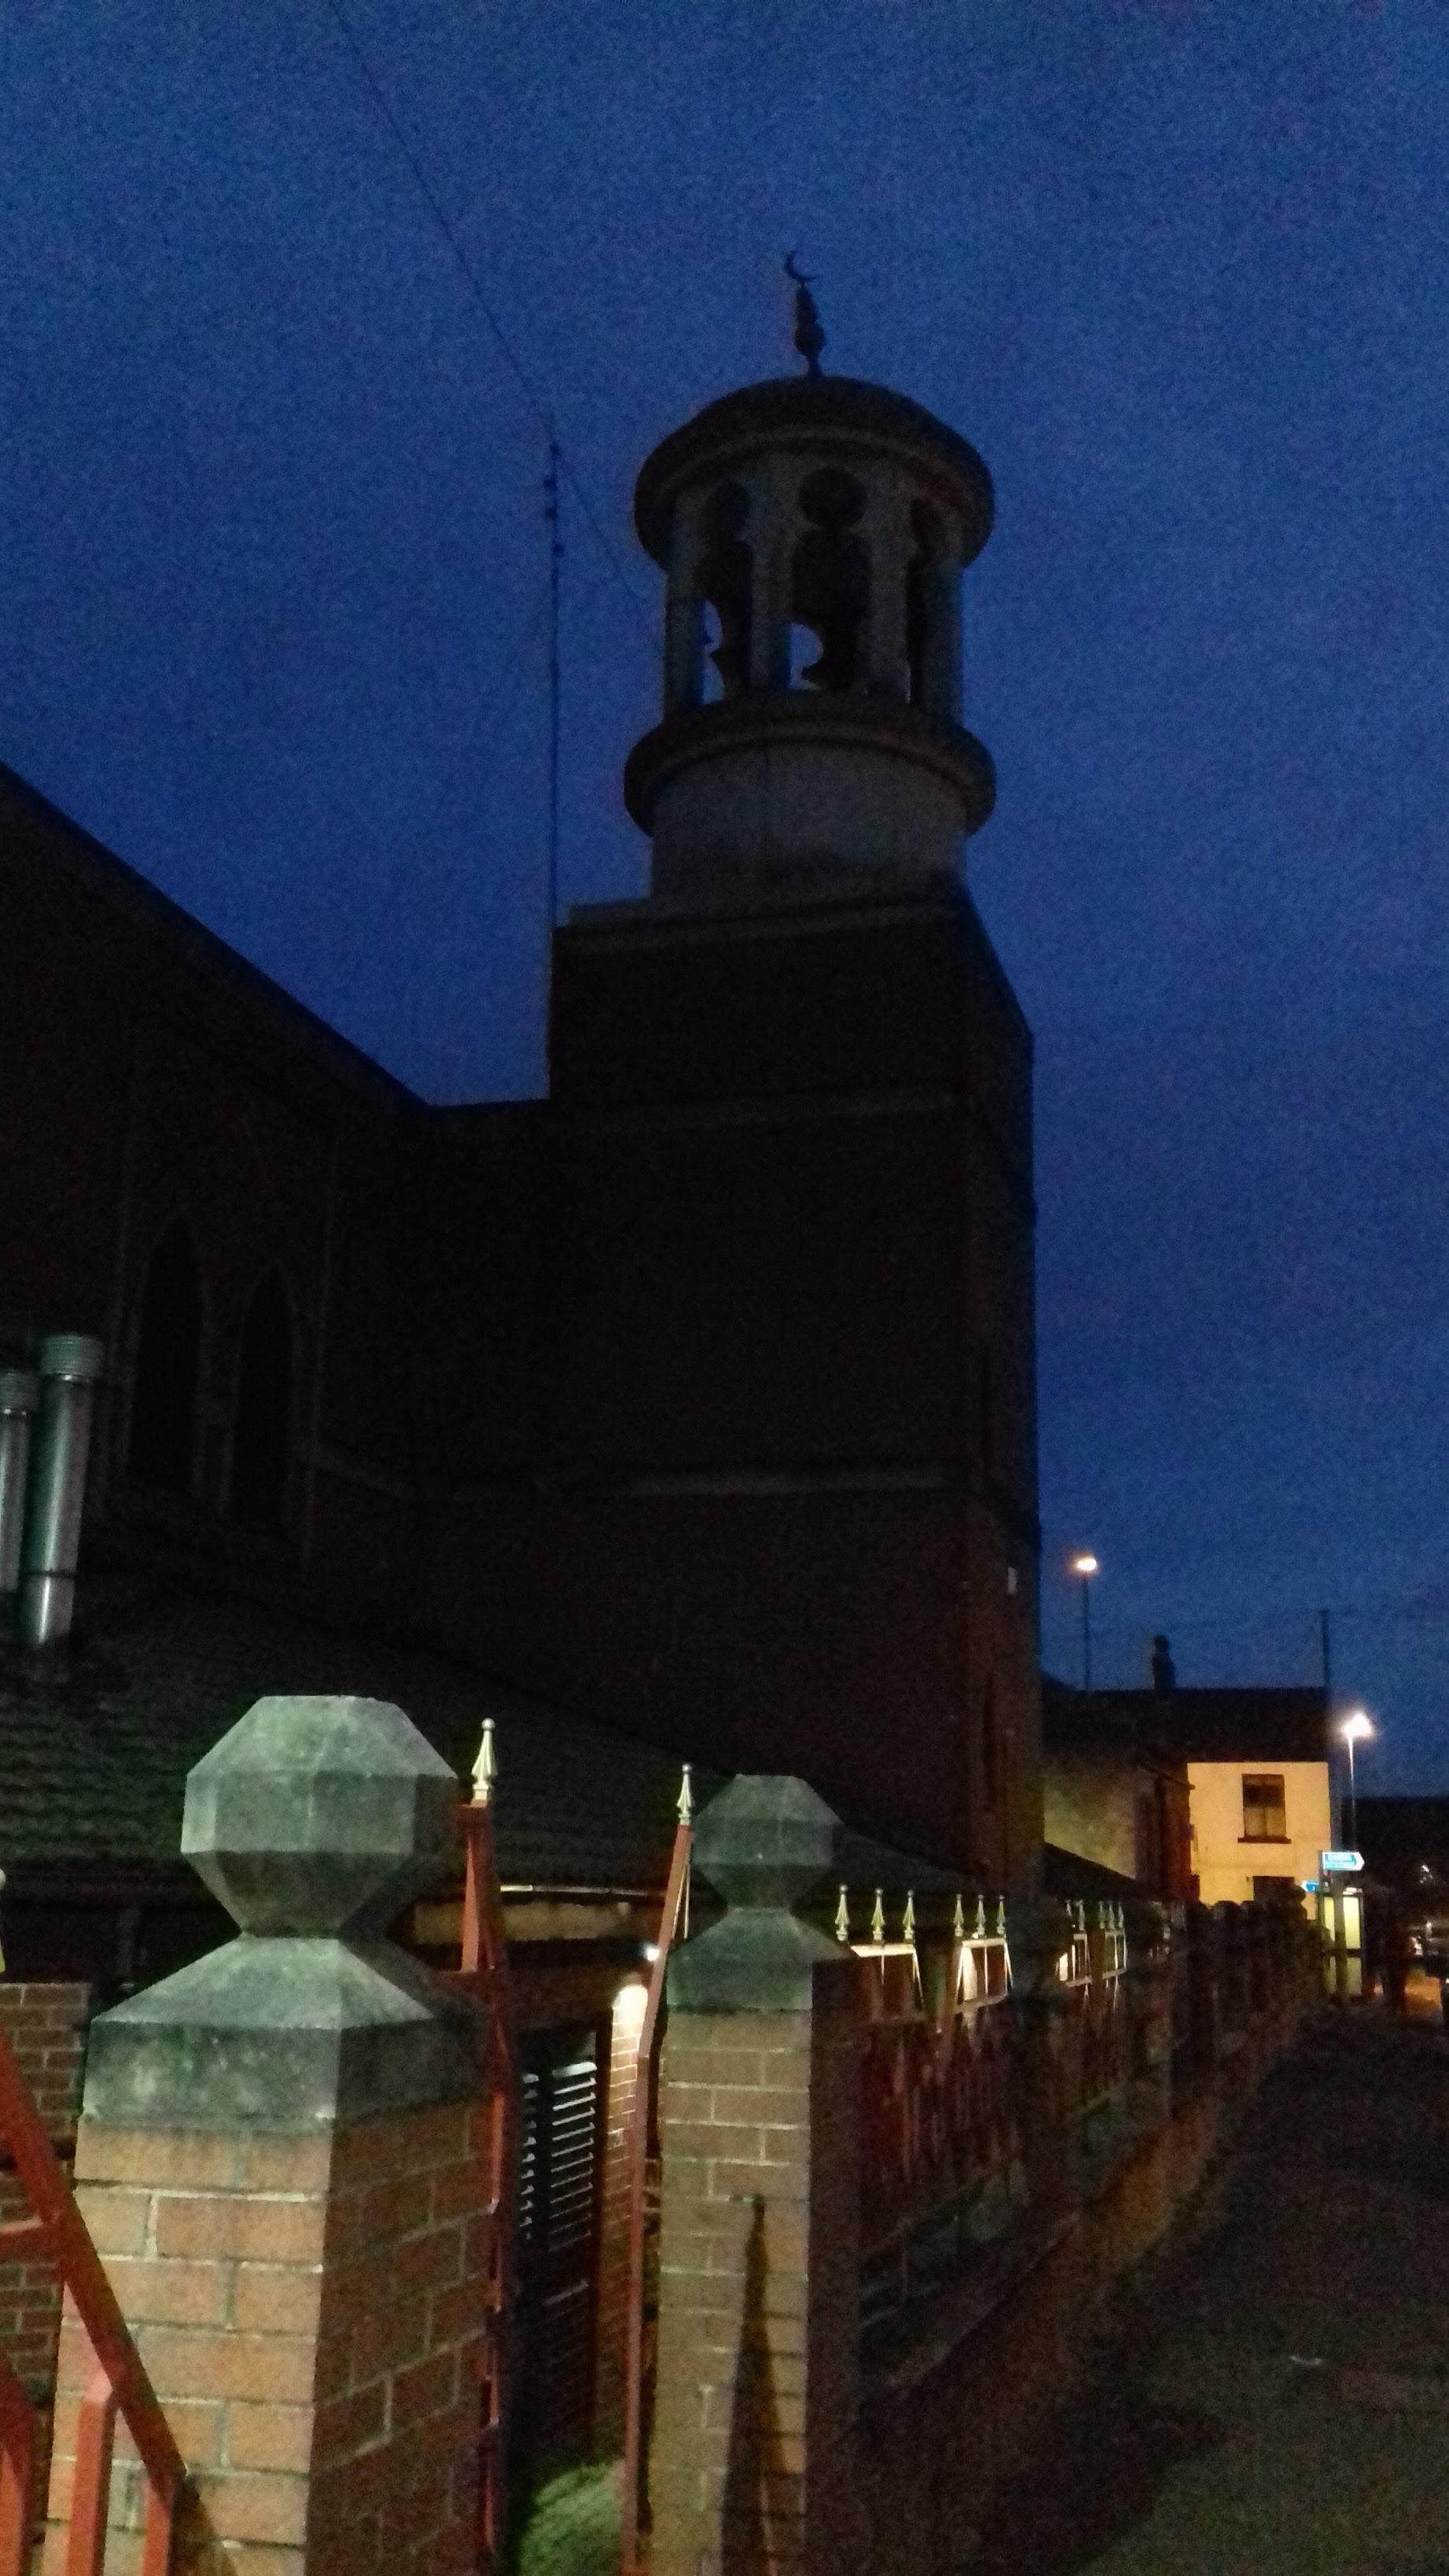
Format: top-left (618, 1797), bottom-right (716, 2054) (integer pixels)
top-left (182, 1696), bottom-right (461, 1938)
top-left (88, 1696), bottom-right (485, 2133)
top-left (691, 1773), bottom-right (840, 1915)
top-left (670, 1775), bottom-right (846, 2015)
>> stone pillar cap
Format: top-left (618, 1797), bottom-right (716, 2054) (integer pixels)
top-left (182, 1694), bottom-right (461, 1938)
top-left (692, 1773), bottom-right (840, 1913)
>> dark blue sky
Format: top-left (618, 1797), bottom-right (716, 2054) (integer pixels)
top-left (5, 2), bottom-right (1447, 1788)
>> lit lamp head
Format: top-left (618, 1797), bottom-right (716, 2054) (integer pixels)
top-left (1070, 1553), bottom-right (1099, 1579)
top-left (1341, 1709), bottom-right (1374, 1747)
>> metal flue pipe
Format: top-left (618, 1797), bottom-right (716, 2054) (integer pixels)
top-left (0, 1368), bottom-right (39, 1617)
top-left (19, 1334), bottom-right (106, 1646)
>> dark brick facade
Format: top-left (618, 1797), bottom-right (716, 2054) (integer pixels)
top-left (2, 754), bottom-right (1040, 1885)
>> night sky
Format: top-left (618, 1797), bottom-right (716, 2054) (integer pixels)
top-left (6, 4), bottom-right (1447, 1789)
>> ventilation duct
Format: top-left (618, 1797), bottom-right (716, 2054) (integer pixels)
top-left (0, 1368), bottom-right (39, 1616)
top-left (19, 1333), bottom-right (106, 1646)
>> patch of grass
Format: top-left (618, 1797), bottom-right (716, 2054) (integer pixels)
top-left (515, 2460), bottom-right (620, 2576)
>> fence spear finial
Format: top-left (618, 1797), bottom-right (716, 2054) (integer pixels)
top-left (471, 1717), bottom-right (497, 1807)
top-left (972, 1894), bottom-right (987, 1940)
top-left (902, 1891), bottom-right (916, 1946)
top-left (871, 1887), bottom-right (886, 1947)
top-left (835, 1884), bottom-right (851, 1944)
top-left (677, 1763), bottom-right (695, 1825)
top-left (953, 1893), bottom-right (965, 1944)
top-left (994, 1896), bottom-right (1008, 1941)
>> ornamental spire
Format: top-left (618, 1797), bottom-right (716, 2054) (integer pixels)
top-left (784, 253), bottom-right (826, 377)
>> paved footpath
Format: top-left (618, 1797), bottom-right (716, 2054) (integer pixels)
top-left (967, 1983), bottom-right (1449, 2576)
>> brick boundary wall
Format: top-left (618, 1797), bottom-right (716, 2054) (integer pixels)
top-left (45, 2098), bottom-right (486, 2576)
top-left (0, 1983), bottom-right (89, 2387)
top-left (646, 1785), bottom-right (1324, 2576)
top-left (593, 1984), bottom-right (646, 2453)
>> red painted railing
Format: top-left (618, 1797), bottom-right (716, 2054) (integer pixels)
top-left (1061, 1902), bottom-right (1130, 2139)
top-left (441, 1719), bottom-right (519, 2576)
top-left (0, 2026), bottom-right (187, 2576)
top-left (857, 1908), bottom-right (1019, 2311)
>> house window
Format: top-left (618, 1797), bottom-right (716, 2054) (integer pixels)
top-left (229, 1272), bottom-right (294, 1528)
top-left (127, 1219), bottom-right (203, 1494)
top-left (1241, 1774), bottom-right (1287, 1842)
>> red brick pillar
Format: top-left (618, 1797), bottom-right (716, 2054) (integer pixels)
top-left (646, 1777), bottom-right (861, 2576)
top-left (42, 1694), bottom-right (490, 2576)
top-left (0, 1982), bottom-right (88, 2391)
top-left (1125, 1903), bottom-right (1174, 2132)
top-left (1006, 1900), bottom-right (1080, 2224)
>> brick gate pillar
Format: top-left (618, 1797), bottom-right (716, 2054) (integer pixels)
top-left (647, 1775), bottom-right (861, 2576)
top-left (1004, 1899), bottom-right (1080, 2223)
top-left (43, 1695), bottom-right (490, 2576)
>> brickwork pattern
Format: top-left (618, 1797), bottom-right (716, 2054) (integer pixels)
top-left (649, 1996), bottom-right (859, 2576)
top-left (0, 1983), bottom-right (88, 2389)
top-left (43, 2101), bottom-right (488, 2576)
top-left (592, 1986), bottom-right (645, 2451)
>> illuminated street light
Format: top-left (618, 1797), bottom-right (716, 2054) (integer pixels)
top-left (1340, 1708), bottom-right (1374, 1853)
top-left (1070, 1553), bottom-right (1099, 1692)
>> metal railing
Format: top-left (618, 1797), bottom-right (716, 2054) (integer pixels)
top-left (440, 1720), bottom-right (519, 2576)
top-left (620, 1770), bottom-right (694, 2576)
top-left (1058, 1902), bottom-right (1131, 2151)
top-left (854, 1894), bottom-right (1023, 2341)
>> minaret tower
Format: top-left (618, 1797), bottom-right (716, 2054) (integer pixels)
top-left (541, 354), bottom-right (1039, 1890)
top-left (623, 373), bottom-right (996, 905)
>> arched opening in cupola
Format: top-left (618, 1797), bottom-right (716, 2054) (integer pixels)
top-left (695, 481), bottom-right (753, 701)
top-left (790, 467), bottom-right (869, 693)
top-left (906, 500), bottom-right (945, 708)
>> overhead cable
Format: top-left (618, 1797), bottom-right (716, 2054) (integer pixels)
top-left (320, 0), bottom-right (656, 653)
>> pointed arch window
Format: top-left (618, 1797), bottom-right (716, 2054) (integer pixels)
top-left (229, 1271), bottom-right (294, 1528)
top-left (128, 1220), bottom-right (203, 1494)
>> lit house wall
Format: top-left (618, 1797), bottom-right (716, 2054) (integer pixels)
top-left (1188, 1760), bottom-right (1332, 1906)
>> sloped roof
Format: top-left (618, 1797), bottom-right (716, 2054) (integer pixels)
top-left (1043, 1674), bottom-right (1327, 1768)
top-left (1042, 1841), bottom-right (1143, 1901)
top-left (0, 1576), bottom-right (960, 1906)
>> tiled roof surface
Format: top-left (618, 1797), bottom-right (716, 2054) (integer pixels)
top-left (1043, 1676), bottom-right (1327, 1767)
top-left (1042, 1841), bottom-right (1143, 1900)
top-left (0, 1582), bottom-right (960, 1903)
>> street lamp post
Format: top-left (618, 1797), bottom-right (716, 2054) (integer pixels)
top-left (1071, 1553), bottom-right (1099, 1693)
top-left (1341, 1709), bottom-right (1373, 1854)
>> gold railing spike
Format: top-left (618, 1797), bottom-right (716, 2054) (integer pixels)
top-left (835, 1885), bottom-right (851, 1945)
top-left (871, 1888), bottom-right (886, 1947)
top-left (902, 1892), bottom-right (916, 1946)
top-left (471, 1717), bottom-right (498, 1807)
top-left (994, 1896), bottom-right (1008, 1941)
top-left (953, 1895), bottom-right (966, 1944)
top-left (677, 1763), bottom-right (695, 1825)
top-left (972, 1895), bottom-right (987, 1940)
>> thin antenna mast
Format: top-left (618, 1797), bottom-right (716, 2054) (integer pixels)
top-left (544, 434), bottom-right (563, 927)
